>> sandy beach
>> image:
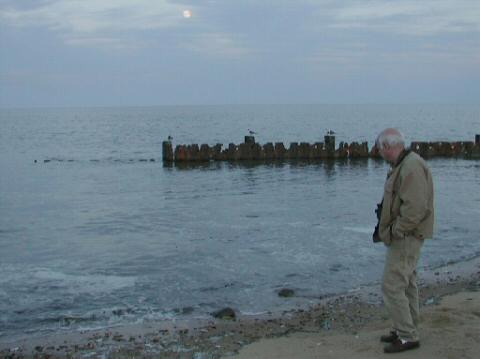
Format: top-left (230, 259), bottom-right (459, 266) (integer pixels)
top-left (1, 256), bottom-right (479, 358)
top-left (234, 290), bottom-right (480, 359)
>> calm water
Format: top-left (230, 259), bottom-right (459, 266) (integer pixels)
top-left (0, 104), bottom-right (479, 340)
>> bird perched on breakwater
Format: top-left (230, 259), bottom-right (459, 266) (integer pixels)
top-left (326, 129), bottom-right (336, 136)
top-left (167, 135), bottom-right (173, 141)
top-left (248, 129), bottom-right (257, 135)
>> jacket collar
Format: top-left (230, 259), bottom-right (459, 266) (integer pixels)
top-left (393, 149), bottom-right (411, 168)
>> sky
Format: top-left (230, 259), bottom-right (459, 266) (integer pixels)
top-left (1, 0), bottom-right (479, 107)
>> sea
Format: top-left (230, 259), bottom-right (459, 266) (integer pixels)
top-left (0, 104), bottom-right (479, 341)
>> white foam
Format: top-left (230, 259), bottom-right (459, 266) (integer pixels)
top-left (240, 311), bottom-right (270, 316)
top-left (343, 226), bottom-right (373, 234)
top-left (287, 221), bottom-right (307, 227)
top-left (33, 269), bottom-right (136, 294)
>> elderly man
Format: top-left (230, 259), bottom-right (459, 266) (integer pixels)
top-left (374, 128), bottom-right (434, 353)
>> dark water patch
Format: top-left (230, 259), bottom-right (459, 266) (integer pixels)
top-left (284, 273), bottom-right (313, 280)
top-left (173, 306), bottom-right (195, 315)
top-left (75, 219), bottom-right (156, 236)
top-left (285, 273), bottom-right (301, 278)
top-left (200, 282), bottom-right (237, 293)
top-left (329, 263), bottom-right (346, 273)
top-left (439, 226), bottom-right (471, 236)
top-left (198, 302), bottom-right (217, 308)
top-left (34, 157), bottom-right (158, 164)
top-left (423, 252), bottom-right (480, 271)
top-left (60, 315), bottom-right (98, 326)
top-left (0, 227), bottom-right (26, 235)
top-left (111, 308), bottom-right (135, 317)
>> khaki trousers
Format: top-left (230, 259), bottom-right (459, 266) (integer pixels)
top-left (382, 235), bottom-right (424, 341)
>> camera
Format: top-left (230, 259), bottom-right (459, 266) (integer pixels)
top-left (375, 202), bottom-right (382, 221)
top-left (372, 202), bottom-right (383, 243)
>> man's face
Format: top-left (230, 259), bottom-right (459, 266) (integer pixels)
top-left (378, 144), bottom-right (393, 162)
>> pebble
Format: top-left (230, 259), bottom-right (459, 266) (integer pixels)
top-left (112, 334), bottom-right (124, 342)
top-left (213, 307), bottom-right (236, 320)
top-left (425, 297), bottom-right (435, 305)
top-left (278, 288), bottom-right (295, 297)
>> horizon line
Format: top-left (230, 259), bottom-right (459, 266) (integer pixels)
top-left (1, 102), bottom-right (479, 110)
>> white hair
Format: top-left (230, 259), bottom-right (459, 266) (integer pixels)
top-left (376, 129), bottom-right (405, 150)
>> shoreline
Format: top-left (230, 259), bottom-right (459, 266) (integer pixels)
top-left (1, 256), bottom-right (479, 358)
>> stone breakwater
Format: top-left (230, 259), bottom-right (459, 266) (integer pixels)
top-left (163, 134), bottom-right (480, 163)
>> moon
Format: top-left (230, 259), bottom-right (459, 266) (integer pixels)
top-left (183, 10), bottom-right (192, 18)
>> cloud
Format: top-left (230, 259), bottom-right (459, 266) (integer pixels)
top-left (305, 39), bottom-right (480, 78)
top-left (180, 32), bottom-right (252, 59)
top-left (0, 0), bottom-right (192, 46)
top-left (64, 36), bottom-right (137, 50)
top-left (0, 0), bottom-right (254, 57)
top-left (1, 0), bottom-right (478, 56)
top-left (325, 0), bottom-right (480, 35)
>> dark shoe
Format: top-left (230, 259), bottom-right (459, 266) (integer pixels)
top-left (380, 331), bottom-right (399, 343)
top-left (384, 338), bottom-right (420, 353)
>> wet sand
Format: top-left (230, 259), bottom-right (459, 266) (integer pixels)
top-left (1, 256), bottom-right (479, 358)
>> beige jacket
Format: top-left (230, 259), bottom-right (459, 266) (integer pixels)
top-left (378, 151), bottom-right (434, 245)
